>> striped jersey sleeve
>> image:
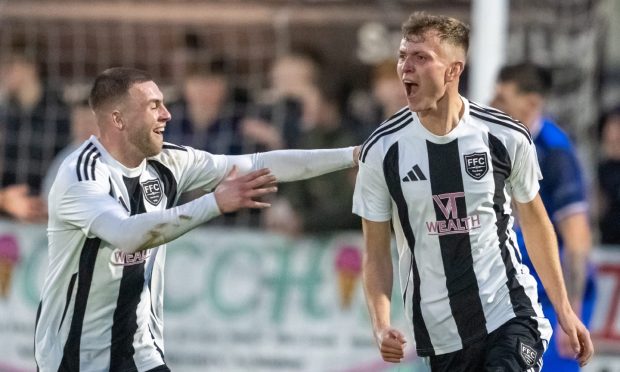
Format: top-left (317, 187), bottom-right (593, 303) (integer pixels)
top-left (509, 134), bottom-right (542, 203)
top-left (468, 101), bottom-right (541, 203)
top-left (50, 140), bottom-right (118, 237)
top-left (354, 107), bottom-right (413, 221)
top-left (152, 143), bottom-right (229, 194)
top-left (359, 106), bottom-right (412, 163)
top-left (469, 101), bottom-right (532, 144)
top-left (353, 151), bottom-right (393, 222)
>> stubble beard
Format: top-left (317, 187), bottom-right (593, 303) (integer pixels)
top-left (131, 129), bottom-right (162, 159)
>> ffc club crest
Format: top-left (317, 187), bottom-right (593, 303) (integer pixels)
top-left (519, 341), bottom-right (538, 367)
top-left (463, 152), bottom-right (488, 180)
top-left (142, 179), bottom-right (163, 206)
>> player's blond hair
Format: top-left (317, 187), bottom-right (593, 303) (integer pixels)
top-left (401, 12), bottom-right (470, 55)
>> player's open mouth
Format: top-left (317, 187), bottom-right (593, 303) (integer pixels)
top-left (154, 128), bottom-right (165, 136)
top-left (403, 81), bottom-right (417, 96)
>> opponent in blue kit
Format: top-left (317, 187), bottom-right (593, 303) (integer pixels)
top-left (492, 62), bottom-right (596, 372)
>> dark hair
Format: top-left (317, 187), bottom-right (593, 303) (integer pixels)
top-left (497, 63), bottom-right (552, 96)
top-left (402, 12), bottom-right (470, 55)
top-left (89, 67), bottom-right (152, 111)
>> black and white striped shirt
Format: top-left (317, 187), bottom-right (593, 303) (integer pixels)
top-left (35, 135), bottom-right (355, 371)
top-left (35, 137), bottom-right (228, 372)
top-left (353, 98), bottom-right (552, 356)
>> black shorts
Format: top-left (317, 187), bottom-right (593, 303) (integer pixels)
top-left (425, 317), bottom-right (547, 372)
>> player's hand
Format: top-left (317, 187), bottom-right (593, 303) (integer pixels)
top-left (555, 322), bottom-right (575, 358)
top-left (214, 166), bottom-right (277, 213)
top-left (375, 327), bottom-right (407, 363)
top-left (557, 308), bottom-right (594, 367)
top-left (0, 184), bottom-right (47, 223)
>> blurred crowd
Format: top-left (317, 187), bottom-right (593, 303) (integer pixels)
top-left (0, 44), bottom-right (618, 244)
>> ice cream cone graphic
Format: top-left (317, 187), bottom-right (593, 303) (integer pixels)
top-left (0, 235), bottom-right (20, 299)
top-left (335, 245), bottom-right (362, 309)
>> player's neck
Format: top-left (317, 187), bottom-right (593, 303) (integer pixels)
top-left (417, 93), bottom-right (464, 136)
top-left (98, 134), bottom-right (145, 169)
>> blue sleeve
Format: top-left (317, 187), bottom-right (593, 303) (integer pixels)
top-left (540, 147), bottom-right (586, 219)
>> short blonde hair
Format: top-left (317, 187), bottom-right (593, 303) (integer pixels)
top-left (401, 12), bottom-right (470, 55)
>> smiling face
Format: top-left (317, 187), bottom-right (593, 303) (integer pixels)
top-left (397, 31), bottom-right (464, 113)
top-left (121, 81), bottom-right (171, 159)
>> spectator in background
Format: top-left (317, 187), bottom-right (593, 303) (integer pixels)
top-left (264, 83), bottom-right (359, 236)
top-left (348, 59), bottom-right (408, 142)
top-left (166, 58), bottom-right (249, 155)
top-left (244, 48), bottom-right (365, 233)
top-left (371, 59), bottom-right (409, 124)
top-left (0, 184), bottom-right (45, 222)
top-left (166, 58), bottom-right (262, 226)
top-left (42, 98), bottom-right (100, 199)
top-left (491, 62), bottom-right (596, 372)
top-left (241, 48), bottom-right (325, 151)
top-left (0, 48), bottom-right (70, 210)
top-left (270, 50), bottom-right (322, 101)
top-left (597, 106), bottom-right (620, 245)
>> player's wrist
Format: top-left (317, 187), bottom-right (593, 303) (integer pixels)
top-left (555, 301), bottom-right (577, 321)
top-left (569, 300), bottom-right (583, 317)
top-left (374, 324), bottom-right (391, 339)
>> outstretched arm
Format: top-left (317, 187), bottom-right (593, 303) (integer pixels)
top-left (224, 147), bottom-right (358, 183)
top-left (515, 195), bottom-right (593, 367)
top-left (362, 218), bottom-right (406, 363)
top-left (69, 169), bottom-right (276, 253)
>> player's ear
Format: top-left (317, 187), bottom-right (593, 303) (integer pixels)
top-left (446, 61), bottom-right (464, 82)
top-left (112, 110), bottom-right (124, 130)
